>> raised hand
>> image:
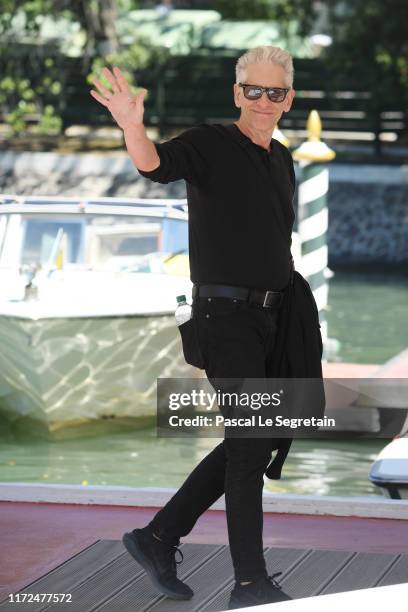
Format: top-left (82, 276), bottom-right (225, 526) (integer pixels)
top-left (90, 66), bottom-right (147, 130)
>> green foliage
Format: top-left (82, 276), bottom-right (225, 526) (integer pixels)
top-left (0, 0), bottom-right (158, 137)
top-left (0, 2), bottom-right (65, 136)
top-left (87, 36), bottom-right (170, 100)
top-left (1, 0), bottom-right (406, 140)
top-left (212, 0), bottom-right (316, 37)
top-left (211, 0), bottom-right (408, 117)
top-left (212, 0), bottom-right (275, 20)
top-left (0, 47), bottom-right (63, 136)
top-left (322, 0), bottom-right (408, 115)
top-left (31, 105), bottom-right (62, 135)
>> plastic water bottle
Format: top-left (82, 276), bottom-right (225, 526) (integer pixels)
top-left (175, 294), bottom-right (192, 326)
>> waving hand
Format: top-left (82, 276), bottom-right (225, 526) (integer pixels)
top-left (90, 66), bottom-right (147, 130)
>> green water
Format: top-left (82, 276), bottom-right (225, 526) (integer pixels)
top-left (0, 424), bottom-right (386, 497)
top-left (0, 271), bottom-right (406, 497)
top-left (326, 270), bottom-right (408, 363)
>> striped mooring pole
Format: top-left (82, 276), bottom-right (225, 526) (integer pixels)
top-left (292, 111), bottom-right (336, 354)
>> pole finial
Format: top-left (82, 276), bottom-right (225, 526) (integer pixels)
top-left (307, 110), bottom-right (322, 142)
top-left (293, 109), bottom-right (336, 162)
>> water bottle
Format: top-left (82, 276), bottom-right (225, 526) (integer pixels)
top-left (175, 294), bottom-right (192, 326)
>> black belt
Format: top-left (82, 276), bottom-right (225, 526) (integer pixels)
top-left (192, 284), bottom-right (284, 309)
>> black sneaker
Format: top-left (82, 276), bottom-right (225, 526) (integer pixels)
top-left (228, 572), bottom-right (291, 609)
top-left (122, 526), bottom-right (194, 600)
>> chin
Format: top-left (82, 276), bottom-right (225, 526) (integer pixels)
top-left (253, 116), bottom-right (275, 125)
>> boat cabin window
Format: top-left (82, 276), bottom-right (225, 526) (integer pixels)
top-left (87, 215), bottom-right (188, 271)
top-left (5, 212), bottom-right (188, 272)
top-left (21, 218), bottom-right (83, 265)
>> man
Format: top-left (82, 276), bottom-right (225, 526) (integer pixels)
top-left (91, 45), bottom-right (298, 609)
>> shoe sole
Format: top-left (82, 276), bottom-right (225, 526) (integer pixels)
top-left (229, 593), bottom-right (292, 609)
top-left (122, 532), bottom-right (193, 601)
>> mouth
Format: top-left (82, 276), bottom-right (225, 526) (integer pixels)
top-left (253, 110), bottom-right (274, 115)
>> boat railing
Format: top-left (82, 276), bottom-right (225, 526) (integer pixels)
top-left (0, 193), bottom-right (188, 218)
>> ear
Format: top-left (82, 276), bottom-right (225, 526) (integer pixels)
top-left (233, 83), bottom-right (241, 108)
top-left (284, 88), bottom-right (295, 112)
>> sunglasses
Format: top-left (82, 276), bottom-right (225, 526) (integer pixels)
top-left (238, 83), bottom-right (290, 103)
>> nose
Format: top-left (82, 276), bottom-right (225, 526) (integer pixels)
top-left (255, 92), bottom-right (273, 107)
top-left (255, 95), bottom-right (273, 110)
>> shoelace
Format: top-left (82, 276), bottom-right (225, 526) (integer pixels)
top-left (160, 542), bottom-right (184, 575)
top-left (238, 572), bottom-right (283, 594)
top-left (150, 532), bottom-right (184, 566)
top-left (172, 545), bottom-right (184, 565)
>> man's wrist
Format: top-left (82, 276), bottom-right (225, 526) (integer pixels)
top-left (122, 123), bottom-right (145, 137)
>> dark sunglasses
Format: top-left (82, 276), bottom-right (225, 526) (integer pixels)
top-left (238, 83), bottom-right (290, 103)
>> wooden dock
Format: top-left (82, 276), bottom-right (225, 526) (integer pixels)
top-left (1, 539), bottom-right (408, 611)
top-left (1, 490), bottom-right (407, 610)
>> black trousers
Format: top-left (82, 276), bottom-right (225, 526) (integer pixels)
top-left (149, 296), bottom-right (283, 582)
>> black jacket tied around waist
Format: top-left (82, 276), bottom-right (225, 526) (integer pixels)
top-left (264, 270), bottom-right (326, 479)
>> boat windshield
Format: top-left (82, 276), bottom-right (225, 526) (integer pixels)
top-left (0, 213), bottom-right (188, 273)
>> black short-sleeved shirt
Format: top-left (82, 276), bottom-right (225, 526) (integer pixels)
top-left (137, 122), bottom-right (296, 291)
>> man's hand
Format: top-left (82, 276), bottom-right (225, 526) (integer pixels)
top-left (90, 66), bottom-right (147, 130)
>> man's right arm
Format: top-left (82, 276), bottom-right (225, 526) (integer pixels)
top-left (89, 66), bottom-right (161, 174)
top-left (122, 124), bottom-right (160, 173)
top-left (89, 66), bottom-right (212, 185)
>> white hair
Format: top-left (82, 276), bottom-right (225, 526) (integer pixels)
top-left (235, 45), bottom-right (294, 87)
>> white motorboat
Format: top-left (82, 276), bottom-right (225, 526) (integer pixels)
top-left (0, 194), bottom-right (198, 436)
top-left (369, 430), bottom-right (408, 500)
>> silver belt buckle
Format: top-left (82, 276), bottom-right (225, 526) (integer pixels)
top-left (263, 290), bottom-right (273, 308)
top-left (263, 290), bottom-right (282, 308)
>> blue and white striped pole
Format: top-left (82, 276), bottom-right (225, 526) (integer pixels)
top-left (292, 110), bottom-right (336, 354)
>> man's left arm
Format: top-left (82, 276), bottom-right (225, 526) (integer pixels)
top-left (283, 144), bottom-right (296, 196)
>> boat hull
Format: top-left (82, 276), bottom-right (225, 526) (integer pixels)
top-left (0, 313), bottom-right (200, 436)
top-left (369, 437), bottom-right (408, 499)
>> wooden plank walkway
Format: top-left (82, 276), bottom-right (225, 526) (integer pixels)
top-left (1, 541), bottom-right (407, 611)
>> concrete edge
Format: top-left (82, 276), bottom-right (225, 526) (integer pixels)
top-left (1, 151), bottom-right (407, 183)
top-left (0, 483), bottom-right (407, 520)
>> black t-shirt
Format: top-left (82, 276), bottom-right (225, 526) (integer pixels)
top-left (137, 122), bottom-right (296, 291)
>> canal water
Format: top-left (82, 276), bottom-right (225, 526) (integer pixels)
top-left (0, 271), bottom-right (406, 498)
top-left (326, 269), bottom-right (408, 364)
